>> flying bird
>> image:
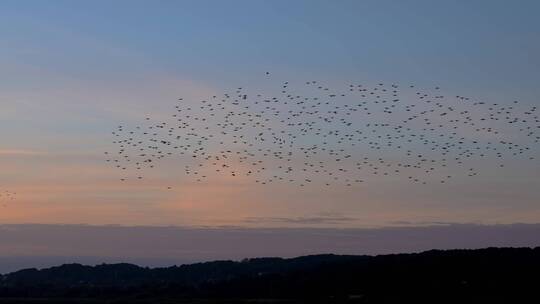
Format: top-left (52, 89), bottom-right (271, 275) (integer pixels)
top-left (105, 76), bottom-right (539, 189)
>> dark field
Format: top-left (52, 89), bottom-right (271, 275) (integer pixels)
top-left (0, 299), bottom-right (318, 304)
top-left (0, 299), bottom-right (363, 304)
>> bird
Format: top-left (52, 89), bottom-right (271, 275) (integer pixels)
top-left (104, 75), bottom-right (539, 190)
top-left (0, 190), bottom-right (17, 206)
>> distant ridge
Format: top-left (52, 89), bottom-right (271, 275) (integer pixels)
top-left (0, 247), bottom-right (538, 303)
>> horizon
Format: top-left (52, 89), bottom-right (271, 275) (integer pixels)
top-left (0, 222), bottom-right (539, 273)
top-left (3, 245), bottom-right (539, 275)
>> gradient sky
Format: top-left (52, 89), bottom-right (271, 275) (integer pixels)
top-left (0, 223), bottom-right (539, 273)
top-left (1, 0), bottom-right (539, 227)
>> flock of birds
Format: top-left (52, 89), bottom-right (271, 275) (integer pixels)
top-left (0, 190), bottom-right (16, 207)
top-left (105, 74), bottom-right (539, 189)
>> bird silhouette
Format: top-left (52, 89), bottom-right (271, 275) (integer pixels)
top-left (0, 190), bottom-right (17, 207)
top-left (105, 76), bottom-right (539, 189)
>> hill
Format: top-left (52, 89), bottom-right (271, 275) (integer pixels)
top-left (0, 247), bottom-right (539, 303)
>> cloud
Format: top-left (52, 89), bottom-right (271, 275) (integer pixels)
top-left (0, 149), bottom-right (45, 156)
top-left (244, 214), bottom-right (357, 225)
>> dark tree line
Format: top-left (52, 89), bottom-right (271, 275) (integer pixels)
top-left (0, 247), bottom-right (539, 303)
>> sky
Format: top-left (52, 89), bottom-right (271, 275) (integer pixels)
top-left (0, 0), bottom-right (539, 229)
top-left (0, 223), bottom-right (539, 273)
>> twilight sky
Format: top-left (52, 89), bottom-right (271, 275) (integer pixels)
top-left (0, 0), bottom-right (539, 227)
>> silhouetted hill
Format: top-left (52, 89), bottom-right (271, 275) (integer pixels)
top-left (0, 247), bottom-right (539, 303)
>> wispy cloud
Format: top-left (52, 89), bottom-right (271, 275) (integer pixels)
top-left (0, 149), bottom-right (45, 156)
top-left (244, 214), bottom-right (357, 225)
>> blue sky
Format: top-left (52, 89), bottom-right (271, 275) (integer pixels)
top-left (3, 0), bottom-right (539, 90)
top-left (0, 0), bottom-right (539, 227)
